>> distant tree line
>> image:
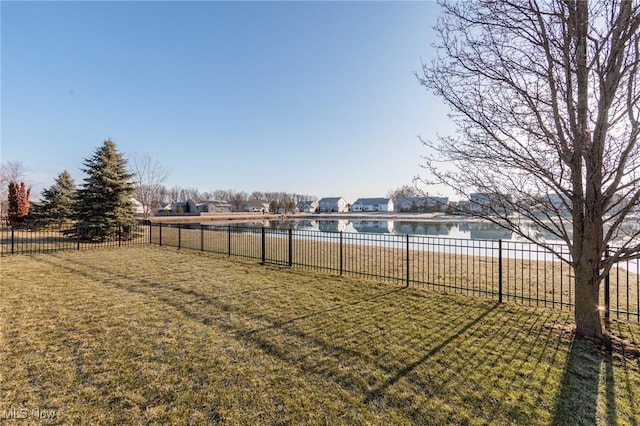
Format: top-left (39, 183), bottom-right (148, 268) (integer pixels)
top-left (158, 187), bottom-right (317, 214)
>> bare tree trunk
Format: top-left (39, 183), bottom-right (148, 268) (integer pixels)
top-left (574, 259), bottom-right (603, 339)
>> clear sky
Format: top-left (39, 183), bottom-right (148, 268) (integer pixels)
top-left (1, 0), bottom-right (454, 203)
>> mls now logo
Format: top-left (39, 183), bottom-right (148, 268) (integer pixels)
top-left (1, 407), bottom-right (57, 420)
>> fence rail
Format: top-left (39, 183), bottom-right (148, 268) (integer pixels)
top-left (149, 222), bottom-right (640, 323)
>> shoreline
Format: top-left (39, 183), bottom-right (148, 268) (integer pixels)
top-left (147, 211), bottom-right (639, 226)
top-left (149, 212), bottom-right (488, 224)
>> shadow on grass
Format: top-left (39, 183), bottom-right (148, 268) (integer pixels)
top-left (550, 336), bottom-right (635, 426)
top-left (551, 338), bottom-right (601, 425)
top-left (31, 251), bottom-right (639, 424)
top-left (363, 303), bottom-right (498, 403)
top-left (41, 253), bottom-right (502, 383)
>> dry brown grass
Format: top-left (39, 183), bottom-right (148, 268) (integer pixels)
top-left (1, 247), bottom-right (639, 425)
top-left (155, 226), bottom-right (639, 319)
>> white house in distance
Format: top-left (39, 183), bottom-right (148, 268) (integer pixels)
top-left (351, 197), bottom-right (394, 213)
top-left (296, 200), bottom-right (318, 213)
top-left (241, 200), bottom-right (270, 213)
top-left (317, 197), bottom-right (349, 213)
top-left (131, 198), bottom-right (145, 216)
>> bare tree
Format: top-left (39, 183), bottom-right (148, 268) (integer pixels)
top-left (386, 184), bottom-right (421, 202)
top-left (229, 191), bottom-right (248, 212)
top-left (418, 0), bottom-right (640, 339)
top-left (130, 154), bottom-right (170, 219)
top-left (250, 191), bottom-right (265, 200)
top-left (213, 189), bottom-right (233, 201)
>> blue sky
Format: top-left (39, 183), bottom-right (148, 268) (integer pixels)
top-left (2, 1), bottom-right (454, 203)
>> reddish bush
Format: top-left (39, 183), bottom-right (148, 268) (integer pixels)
top-left (8, 181), bottom-right (30, 227)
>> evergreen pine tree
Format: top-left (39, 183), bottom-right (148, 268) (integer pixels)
top-left (70, 139), bottom-right (136, 242)
top-left (33, 170), bottom-right (76, 226)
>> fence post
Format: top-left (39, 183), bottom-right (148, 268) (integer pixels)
top-left (498, 239), bottom-right (503, 303)
top-left (288, 228), bottom-right (293, 267)
top-left (178, 225), bottom-right (182, 249)
top-left (10, 227), bottom-right (14, 255)
top-left (201, 225), bottom-right (204, 252)
top-left (77, 223), bottom-right (81, 251)
top-left (149, 222), bottom-right (152, 245)
top-left (228, 225), bottom-right (231, 256)
top-left (261, 226), bottom-right (266, 264)
top-left (604, 246), bottom-right (610, 326)
top-left (339, 231), bottom-right (344, 276)
top-left (118, 226), bottom-right (122, 247)
top-left (159, 223), bottom-right (163, 247)
top-left (406, 234), bottom-right (410, 288)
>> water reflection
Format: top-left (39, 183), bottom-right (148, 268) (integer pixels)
top-left (317, 220), bottom-right (347, 233)
top-left (263, 219), bottom-right (515, 240)
top-left (394, 221), bottom-right (453, 236)
top-left (458, 222), bottom-right (513, 240)
top-left (197, 217), bottom-right (636, 244)
top-left (352, 220), bottom-right (395, 234)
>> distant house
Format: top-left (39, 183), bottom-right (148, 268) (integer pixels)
top-left (536, 193), bottom-right (571, 216)
top-left (131, 198), bottom-right (145, 216)
top-left (395, 196), bottom-right (448, 213)
top-left (351, 197), bottom-right (394, 213)
top-left (296, 200), bottom-right (318, 213)
top-left (197, 200), bottom-right (232, 214)
top-left (317, 197), bottom-right (349, 213)
top-left (156, 202), bottom-right (172, 215)
top-left (468, 193), bottom-right (513, 215)
top-left (155, 199), bottom-right (231, 216)
top-left (242, 200), bottom-right (270, 213)
top-left (457, 200), bottom-right (472, 213)
top-left (154, 199), bottom-right (197, 215)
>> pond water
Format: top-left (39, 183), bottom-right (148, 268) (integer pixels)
top-left (204, 217), bottom-right (638, 244)
top-left (203, 218), bottom-right (546, 241)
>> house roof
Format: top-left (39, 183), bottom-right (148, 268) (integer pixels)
top-left (201, 200), bottom-right (231, 206)
top-left (353, 197), bottom-right (391, 205)
top-left (244, 200), bottom-right (269, 207)
top-left (318, 197), bottom-right (345, 204)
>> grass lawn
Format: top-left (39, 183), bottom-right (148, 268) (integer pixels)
top-left (157, 225), bottom-right (640, 318)
top-left (1, 247), bottom-right (639, 425)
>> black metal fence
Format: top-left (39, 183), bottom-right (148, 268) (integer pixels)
top-left (0, 221), bottom-right (149, 255)
top-left (149, 222), bottom-right (640, 323)
top-left (2, 220), bottom-right (637, 323)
